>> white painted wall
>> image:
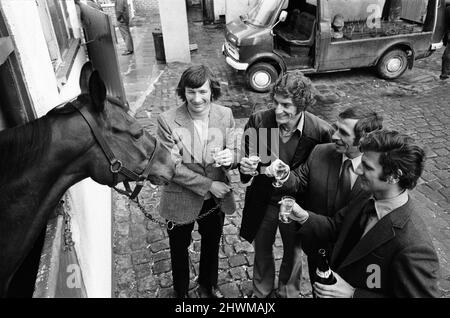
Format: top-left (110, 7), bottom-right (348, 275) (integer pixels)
top-left (225, 0), bottom-right (258, 23)
top-left (1, 0), bottom-right (111, 298)
top-left (214, 0), bottom-right (225, 21)
top-left (69, 182), bottom-right (112, 298)
top-left (158, 0), bottom-right (191, 63)
top-left (1, 0), bottom-right (60, 116)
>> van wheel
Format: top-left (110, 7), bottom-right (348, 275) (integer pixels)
top-left (376, 49), bottom-right (408, 79)
top-left (247, 63), bottom-right (278, 92)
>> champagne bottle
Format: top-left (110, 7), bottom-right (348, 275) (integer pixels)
top-left (315, 248), bottom-right (337, 285)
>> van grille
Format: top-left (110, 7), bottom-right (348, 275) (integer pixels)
top-left (224, 41), bottom-right (239, 60)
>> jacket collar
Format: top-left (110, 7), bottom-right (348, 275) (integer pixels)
top-left (262, 109), bottom-right (316, 136)
top-left (336, 197), bottom-right (412, 270)
top-left (174, 103), bottom-right (224, 128)
top-left (303, 112), bottom-right (323, 141)
top-left (174, 103), bottom-right (194, 127)
top-left (172, 103), bottom-right (227, 163)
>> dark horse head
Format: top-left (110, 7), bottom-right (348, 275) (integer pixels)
top-left (0, 62), bottom-right (175, 297)
top-left (68, 61), bottom-right (175, 187)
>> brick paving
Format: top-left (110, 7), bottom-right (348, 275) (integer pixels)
top-left (111, 6), bottom-right (450, 298)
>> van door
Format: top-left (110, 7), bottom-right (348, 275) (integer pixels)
top-left (318, 0), bottom-right (393, 71)
top-left (317, 0), bottom-right (436, 73)
top-left (273, 0), bottom-right (318, 70)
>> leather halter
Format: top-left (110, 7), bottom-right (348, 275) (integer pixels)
top-left (71, 99), bottom-right (157, 200)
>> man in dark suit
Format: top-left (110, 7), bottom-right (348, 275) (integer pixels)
top-left (281, 106), bottom-right (383, 286)
top-left (239, 71), bottom-right (333, 298)
top-left (290, 130), bottom-right (440, 297)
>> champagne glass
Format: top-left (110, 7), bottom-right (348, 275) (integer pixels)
top-left (272, 161), bottom-right (288, 188)
top-left (211, 147), bottom-right (222, 167)
top-left (279, 196), bottom-right (295, 224)
top-left (248, 155), bottom-right (261, 176)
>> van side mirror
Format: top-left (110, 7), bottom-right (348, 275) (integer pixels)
top-left (271, 10), bottom-right (288, 32)
top-left (279, 11), bottom-right (288, 22)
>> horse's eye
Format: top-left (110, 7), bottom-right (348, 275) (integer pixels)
top-left (133, 128), bottom-right (144, 139)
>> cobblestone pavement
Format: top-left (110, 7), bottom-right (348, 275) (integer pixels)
top-left (112, 7), bottom-right (450, 298)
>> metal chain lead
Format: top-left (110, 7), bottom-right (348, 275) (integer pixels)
top-left (134, 197), bottom-right (221, 230)
top-left (56, 200), bottom-right (75, 251)
top-left (115, 188), bottom-right (222, 230)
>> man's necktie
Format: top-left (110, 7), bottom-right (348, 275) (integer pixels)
top-left (359, 198), bottom-right (377, 238)
top-left (334, 159), bottom-right (352, 211)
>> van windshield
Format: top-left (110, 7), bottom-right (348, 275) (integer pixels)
top-left (245, 0), bottom-right (281, 27)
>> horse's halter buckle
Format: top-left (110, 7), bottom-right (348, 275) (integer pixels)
top-left (70, 99), bottom-right (156, 200)
top-left (110, 159), bottom-right (123, 174)
top-left (166, 221), bottom-right (175, 231)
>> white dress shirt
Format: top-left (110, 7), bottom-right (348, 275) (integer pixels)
top-left (361, 190), bottom-right (409, 238)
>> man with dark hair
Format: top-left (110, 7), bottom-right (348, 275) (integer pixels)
top-left (281, 106), bottom-right (383, 288)
top-left (239, 70), bottom-right (333, 298)
top-left (115, 0), bottom-right (134, 55)
top-left (157, 65), bottom-right (238, 298)
top-left (289, 130), bottom-right (440, 297)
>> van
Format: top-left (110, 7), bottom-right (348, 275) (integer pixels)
top-left (222, 0), bottom-right (447, 92)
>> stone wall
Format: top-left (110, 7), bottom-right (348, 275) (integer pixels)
top-left (101, 3), bottom-right (117, 24)
top-left (133, 0), bottom-right (159, 17)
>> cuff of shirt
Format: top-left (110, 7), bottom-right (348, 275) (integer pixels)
top-left (280, 170), bottom-right (290, 183)
top-left (290, 212), bottom-right (309, 225)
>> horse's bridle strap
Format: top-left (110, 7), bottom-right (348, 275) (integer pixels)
top-left (71, 99), bottom-right (156, 199)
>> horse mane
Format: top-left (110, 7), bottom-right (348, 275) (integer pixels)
top-left (0, 114), bottom-right (52, 185)
top-left (47, 94), bottom-right (89, 115)
top-left (0, 95), bottom-right (94, 186)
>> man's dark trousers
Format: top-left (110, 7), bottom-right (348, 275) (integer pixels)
top-left (119, 22), bottom-right (134, 52)
top-left (167, 199), bottom-right (224, 296)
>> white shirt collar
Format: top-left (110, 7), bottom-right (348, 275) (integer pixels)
top-left (372, 190), bottom-right (409, 220)
top-left (341, 154), bottom-right (361, 189)
top-left (342, 154), bottom-right (362, 172)
top-left (296, 111), bottom-right (305, 134)
top-left (279, 112), bottom-right (305, 134)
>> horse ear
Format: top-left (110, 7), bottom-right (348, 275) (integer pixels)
top-left (79, 61), bottom-right (94, 94)
top-left (88, 70), bottom-right (106, 112)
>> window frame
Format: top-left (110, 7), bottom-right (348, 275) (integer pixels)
top-left (36, 0), bottom-right (80, 89)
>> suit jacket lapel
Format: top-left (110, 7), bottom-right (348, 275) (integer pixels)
top-left (259, 110), bottom-right (279, 163)
top-left (338, 216), bottom-right (395, 270)
top-left (350, 177), bottom-right (362, 198)
top-left (331, 199), bottom-right (366, 266)
top-left (327, 151), bottom-right (342, 214)
top-left (206, 103), bottom-right (226, 145)
top-left (290, 114), bottom-right (319, 169)
top-left (336, 200), bottom-right (413, 270)
top-left (206, 104), bottom-right (227, 164)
